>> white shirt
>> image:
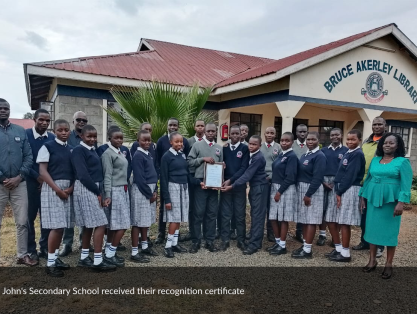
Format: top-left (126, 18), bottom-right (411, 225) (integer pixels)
top-left (296, 139), bottom-right (306, 147)
top-left (32, 126), bottom-right (48, 139)
top-left (204, 137), bottom-right (215, 146)
top-left (108, 142), bottom-right (121, 154)
top-left (37, 138), bottom-right (68, 163)
top-left (138, 147), bottom-right (149, 155)
top-left (282, 148), bottom-right (293, 155)
top-left (194, 135), bottom-right (206, 143)
top-left (305, 146), bottom-right (320, 156)
top-left (329, 143), bottom-right (342, 151)
top-left (250, 150), bottom-right (260, 158)
top-left (229, 141), bottom-right (240, 151)
top-left (169, 147), bottom-right (178, 155)
top-left (81, 142), bottom-right (95, 150)
top-left (241, 140), bottom-right (248, 146)
top-left (347, 146), bottom-right (361, 153)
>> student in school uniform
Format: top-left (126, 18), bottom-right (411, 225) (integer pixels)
top-left (25, 108), bottom-right (55, 261)
top-left (319, 128), bottom-right (348, 246)
top-left (155, 118), bottom-right (190, 244)
top-left (326, 129), bottom-right (365, 262)
top-left (160, 132), bottom-right (192, 257)
top-left (292, 124), bottom-right (309, 243)
top-left (187, 123), bottom-right (223, 253)
top-left (72, 125), bottom-right (116, 272)
top-left (219, 125), bottom-right (249, 251)
top-left (292, 131), bottom-right (326, 259)
top-left (182, 120), bottom-right (206, 243)
top-left (240, 124), bottom-right (249, 145)
top-left (37, 119), bottom-right (73, 277)
top-left (267, 132), bottom-right (298, 256)
top-left (130, 130), bottom-right (158, 262)
top-left (222, 135), bottom-right (268, 255)
top-left (130, 122), bottom-right (157, 167)
top-left (260, 126), bottom-right (282, 243)
top-left (100, 127), bottom-right (131, 267)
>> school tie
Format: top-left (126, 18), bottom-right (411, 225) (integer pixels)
top-left (118, 151), bottom-right (121, 154)
top-left (231, 145), bottom-right (235, 151)
top-left (198, 138), bottom-right (202, 141)
top-left (300, 144), bottom-right (304, 148)
top-left (267, 144), bottom-right (271, 148)
top-left (209, 143), bottom-right (213, 147)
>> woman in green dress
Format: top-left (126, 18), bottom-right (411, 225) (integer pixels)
top-left (359, 133), bottom-right (412, 279)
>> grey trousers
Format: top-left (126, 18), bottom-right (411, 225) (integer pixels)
top-left (0, 182), bottom-right (29, 258)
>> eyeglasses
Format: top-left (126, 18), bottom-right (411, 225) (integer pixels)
top-left (75, 118), bottom-right (88, 123)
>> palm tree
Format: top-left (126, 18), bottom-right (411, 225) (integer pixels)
top-left (105, 81), bottom-right (215, 143)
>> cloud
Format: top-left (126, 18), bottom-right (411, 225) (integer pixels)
top-left (114, 0), bottom-right (144, 15)
top-left (22, 31), bottom-right (48, 51)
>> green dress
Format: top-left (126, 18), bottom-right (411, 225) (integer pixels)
top-left (359, 157), bottom-right (412, 247)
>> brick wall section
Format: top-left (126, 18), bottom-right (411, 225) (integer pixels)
top-left (54, 95), bottom-right (104, 145)
top-left (409, 128), bottom-right (417, 175)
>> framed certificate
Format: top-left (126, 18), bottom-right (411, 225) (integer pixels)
top-left (204, 162), bottom-right (224, 188)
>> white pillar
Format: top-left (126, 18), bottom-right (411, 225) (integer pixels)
top-left (217, 109), bottom-right (230, 145)
top-left (102, 99), bottom-right (108, 145)
top-left (275, 101), bottom-right (305, 134)
top-left (358, 108), bottom-right (383, 140)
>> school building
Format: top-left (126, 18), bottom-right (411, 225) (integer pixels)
top-left (24, 23), bottom-right (417, 172)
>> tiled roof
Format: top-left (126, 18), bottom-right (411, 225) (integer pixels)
top-left (9, 119), bottom-right (34, 129)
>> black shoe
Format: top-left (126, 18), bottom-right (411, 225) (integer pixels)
top-left (316, 235), bottom-right (326, 246)
top-left (362, 261), bottom-right (377, 273)
top-left (237, 241), bottom-right (247, 251)
top-left (38, 249), bottom-right (48, 259)
top-left (130, 253), bottom-right (150, 263)
top-left (295, 232), bottom-right (304, 243)
top-left (269, 246), bottom-right (287, 256)
top-left (245, 232), bottom-right (251, 240)
top-left (352, 242), bottom-right (370, 250)
top-left (164, 247), bottom-right (175, 258)
top-left (46, 264), bottom-right (64, 277)
top-left (59, 245), bottom-right (72, 257)
top-left (92, 260), bottom-right (117, 272)
top-left (204, 242), bottom-right (218, 252)
top-left (266, 243), bottom-right (279, 252)
top-left (115, 254), bottom-right (125, 263)
top-left (230, 230), bottom-right (237, 240)
top-left (329, 254), bottom-right (351, 263)
top-left (293, 245), bottom-right (304, 254)
top-left (267, 233), bottom-right (275, 243)
top-left (104, 255), bottom-right (125, 267)
top-left (381, 266), bottom-right (393, 279)
top-left (77, 256), bottom-right (93, 267)
top-left (55, 258), bottom-right (70, 270)
top-left (215, 230), bottom-right (220, 240)
top-left (324, 249), bottom-right (340, 258)
top-left (243, 247), bottom-right (258, 255)
top-left (29, 252), bottom-right (39, 261)
top-left (179, 232), bottom-right (192, 242)
top-left (117, 243), bottom-right (126, 251)
top-left (141, 247), bottom-right (158, 256)
top-left (171, 244), bottom-right (187, 253)
top-left (220, 241), bottom-right (230, 252)
top-left (291, 248), bottom-right (312, 259)
top-left (189, 243), bottom-right (200, 254)
top-left (154, 233), bottom-right (165, 245)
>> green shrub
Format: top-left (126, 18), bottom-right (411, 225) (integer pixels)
top-left (410, 190), bottom-right (417, 205)
top-left (412, 176), bottom-right (417, 190)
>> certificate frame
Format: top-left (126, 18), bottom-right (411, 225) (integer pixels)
top-left (203, 162), bottom-right (224, 189)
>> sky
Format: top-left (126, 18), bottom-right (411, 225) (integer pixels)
top-left (1, 0), bottom-right (417, 118)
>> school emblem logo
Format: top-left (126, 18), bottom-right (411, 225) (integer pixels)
top-left (281, 157), bottom-right (287, 162)
top-left (236, 151), bottom-right (242, 158)
top-left (122, 151), bottom-right (127, 156)
top-left (303, 160), bottom-right (309, 165)
top-left (343, 159), bottom-right (348, 166)
top-left (215, 148), bottom-right (220, 156)
top-left (338, 154), bottom-right (343, 159)
top-left (361, 72), bottom-right (388, 103)
top-left (14, 136), bottom-right (21, 142)
top-left (273, 148), bottom-right (278, 155)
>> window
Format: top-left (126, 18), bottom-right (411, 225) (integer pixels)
top-left (230, 112), bottom-right (262, 139)
top-left (391, 126), bottom-right (411, 155)
top-left (318, 119), bottom-right (344, 146)
top-left (274, 117), bottom-right (282, 142)
top-left (292, 118), bottom-right (309, 138)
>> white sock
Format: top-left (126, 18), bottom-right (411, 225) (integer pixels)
top-left (93, 253), bottom-right (103, 265)
top-left (54, 249), bottom-right (59, 258)
top-left (334, 243), bottom-right (342, 252)
top-left (172, 230), bottom-right (179, 246)
top-left (319, 230), bottom-right (326, 237)
top-left (147, 228), bottom-right (150, 237)
top-left (303, 243), bottom-right (312, 253)
top-left (341, 247), bottom-right (350, 257)
top-left (303, 239), bottom-right (306, 244)
top-left (105, 242), bottom-right (111, 256)
top-left (80, 249), bottom-right (89, 260)
top-left (131, 247), bottom-right (138, 256)
top-left (47, 253), bottom-right (56, 267)
top-left (279, 240), bottom-right (286, 248)
top-left (106, 245), bottom-right (117, 258)
top-left (275, 238), bottom-right (280, 244)
top-left (165, 234), bottom-right (174, 248)
top-left (141, 241), bottom-right (148, 250)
